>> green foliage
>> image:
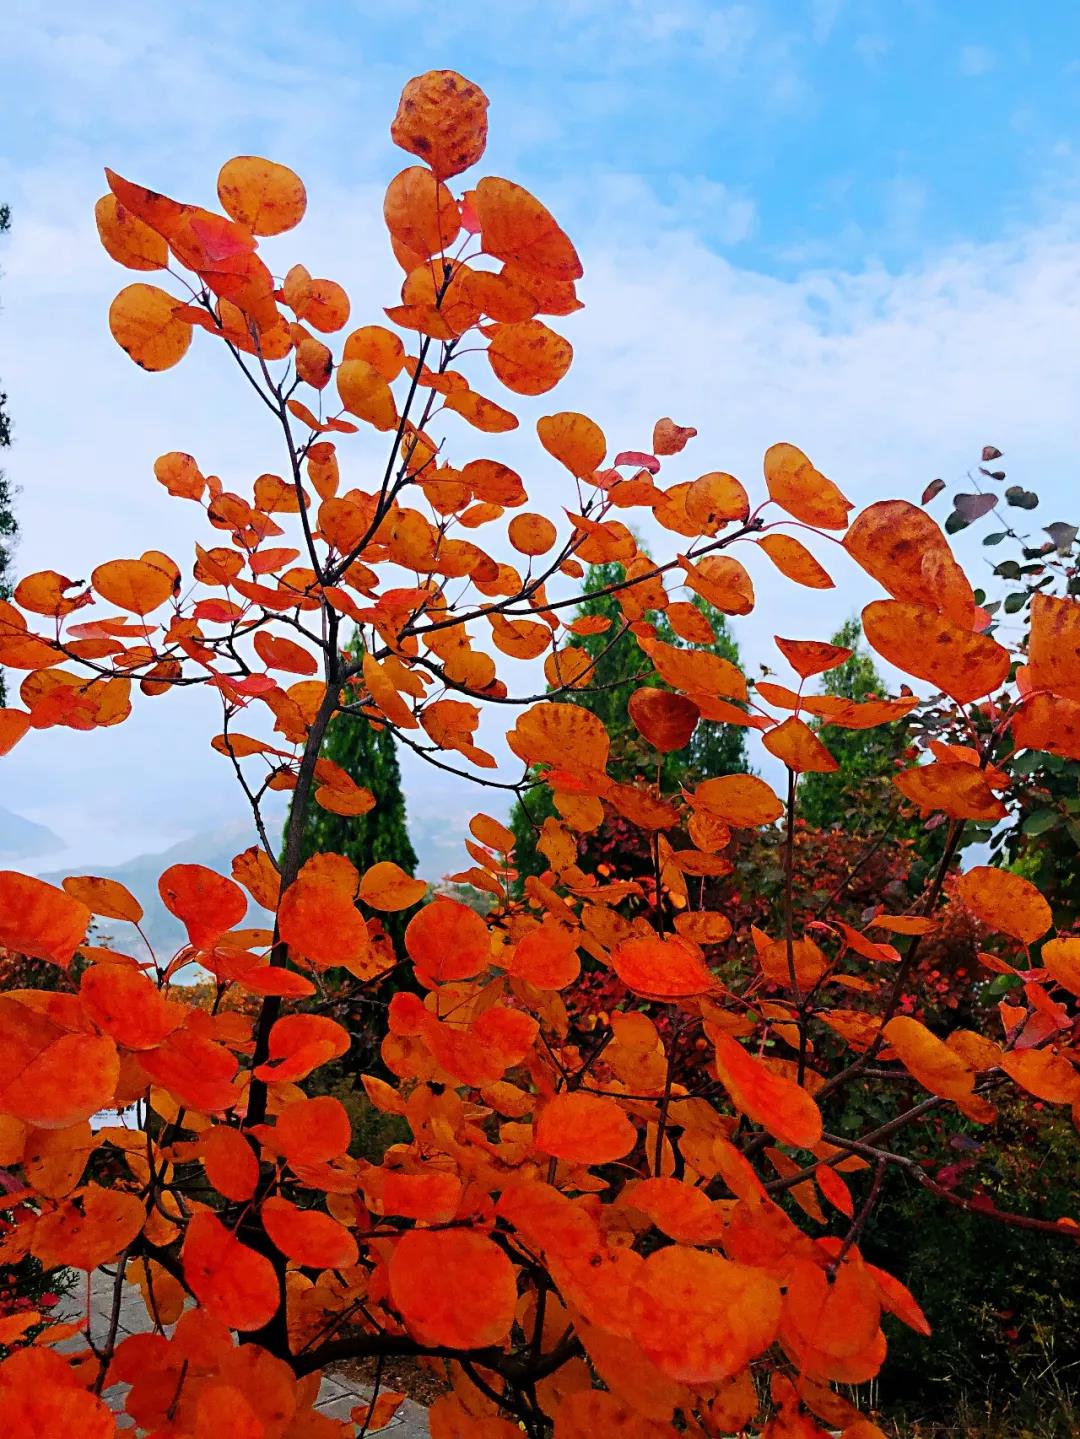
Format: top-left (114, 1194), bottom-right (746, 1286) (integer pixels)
top-left (510, 559), bottom-right (748, 883)
top-left (323, 1078), bottom-right (410, 1163)
top-left (799, 617), bottom-right (910, 834)
top-left (288, 636), bottom-right (417, 945)
top-left (862, 1094), bottom-right (1080, 1428)
top-left (1005, 749), bottom-right (1080, 930)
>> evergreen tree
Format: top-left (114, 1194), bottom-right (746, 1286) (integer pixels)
top-left (511, 560), bottom-right (749, 882)
top-left (288, 637), bottom-right (417, 943)
top-left (0, 203), bottom-right (16, 706)
top-left (799, 618), bottom-right (910, 833)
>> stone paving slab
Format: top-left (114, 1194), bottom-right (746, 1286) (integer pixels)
top-left (56, 1269), bottom-right (430, 1435)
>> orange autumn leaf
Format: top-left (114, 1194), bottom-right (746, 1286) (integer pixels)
top-left (692, 774), bottom-right (783, 828)
top-left (278, 853), bottom-right (370, 969)
top-left (0, 998), bottom-right (118, 1129)
top-left (61, 874), bottom-right (143, 924)
top-left (474, 176), bottom-right (582, 281)
top-left (652, 418), bottom-right (697, 456)
top-left (33, 1185), bottom-right (144, 1271)
top-left (389, 1228), bottom-right (516, 1348)
top-left (894, 760), bottom-right (1007, 821)
top-left (159, 863), bottom-right (247, 949)
top-left (0, 872), bottom-right (90, 966)
top-left (508, 512), bottom-right (558, 556)
top-left (628, 1246), bottom-right (781, 1382)
top-left (816, 1163), bottom-right (855, 1219)
top-left (844, 500), bottom-right (977, 627)
top-left (406, 896), bottom-right (490, 981)
top-left (80, 964), bottom-right (184, 1050)
top-left (194, 1384), bottom-right (264, 1439)
top-left (627, 688), bottom-right (700, 752)
top-left (774, 636), bottom-right (853, 680)
top-left (622, 1177), bottom-right (725, 1243)
top-left (882, 1017), bottom-right (981, 1108)
top-left (336, 358), bottom-right (398, 432)
top-left (758, 935), bottom-right (829, 989)
top-left (762, 717), bottom-right (839, 774)
top-left (757, 533), bottom-right (834, 589)
top-left (470, 812), bottom-right (516, 852)
top-left (637, 637), bottom-right (747, 702)
top-left (358, 860), bottom-right (426, 912)
top-left (509, 925), bottom-right (580, 989)
top-left (182, 1211), bottom-right (279, 1331)
top-left (681, 553), bottom-right (755, 615)
top-left (685, 471), bottom-right (750, 530)
top-left (95, 193), bottom-right (168, 271)
top-left (140, 1029), bottom-right (239, 1113)
top-left (763, 443), bottom-right (852, 529)
top-left (1042, 937), bottom-right (1080, 995)
top-left (231, 845), bottom-right (281, 910)
top-left (1011, 690), bottom-right (1080, 763)
top-left (1001, 1048), bottom-right (1080, 1106)
top-left (217, 155), bottom-right (306, 235)
top-left (782, 1257), bottom-right (881, 1362)
top-left (261, 1196), bottom-right (359, 1269)
top-left (199, 1126), bottom-right (259, 1202)
top-left (253, 632), bottom-right (318, 675)
top-left (342, 324), bottom-right (406, 380)
top-left (611, 934), bottom-right (714, 999)
top-left (537, 411), bottom-right (606, 477)
top-left (22, 1122), bottom-right (96, 1199)
top-left (359, 1394), bottom-right (409, 1433)
top-left (375, 1171), bottom-right (463, 1223)
top-left (1027, 592), bottom-right (1080, 703)
top-left (535, 1091), bottom-right (637, 1163)
top-left (0, 708), bottom-right (31, 756)
top-left (711, 1029), bottom-right (823, 1148)
top-left (273, 1094), bottom-right (352, 1167)
top-left (391, 69), bottom-right (489, 180)
top-left (862, 600), bottom-right (1009, 705)
top-left (109, 282), bottom-right (192, 371)
top-left (487, 319), bottom-right (573, 395)
top-left (956, 866), bottom-right (1052, 946)
top-left (868, 914), bottom-right (937, 935)
top-left (507, 701), bottom-right (610, 777)
top-left (0, 1351), bottom-right (116, 1436)
top-left (252, 1013), bottom-right (350, 1084)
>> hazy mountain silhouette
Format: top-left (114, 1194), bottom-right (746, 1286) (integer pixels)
top-left (0, 805), bottom-right (64, 859)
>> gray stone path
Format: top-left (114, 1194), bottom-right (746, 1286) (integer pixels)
top-left (57, 1269), bottom-right (429, 1435)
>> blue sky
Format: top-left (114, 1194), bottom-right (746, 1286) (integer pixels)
top-left (2, 1), bottom-right (1079, 877)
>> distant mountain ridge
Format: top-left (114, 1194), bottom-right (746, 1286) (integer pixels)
top-left (41, 821), bottom-right (277, 956)
top-left (32, 803), bottom-right (468, 956)
top-left (0, 804), bottom-right (64, 859)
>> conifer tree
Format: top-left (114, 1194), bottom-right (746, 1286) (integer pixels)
top-left (511, 559), bottom-right (749, 881)
top-left (289, 637), bottom-right (417, 942)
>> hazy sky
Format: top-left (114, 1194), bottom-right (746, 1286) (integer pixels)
top-left (1, 1), bottom-right (1078, 876)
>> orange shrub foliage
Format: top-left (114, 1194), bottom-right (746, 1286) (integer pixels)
top-left (1, 68), bottom-right (1079, 1439)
